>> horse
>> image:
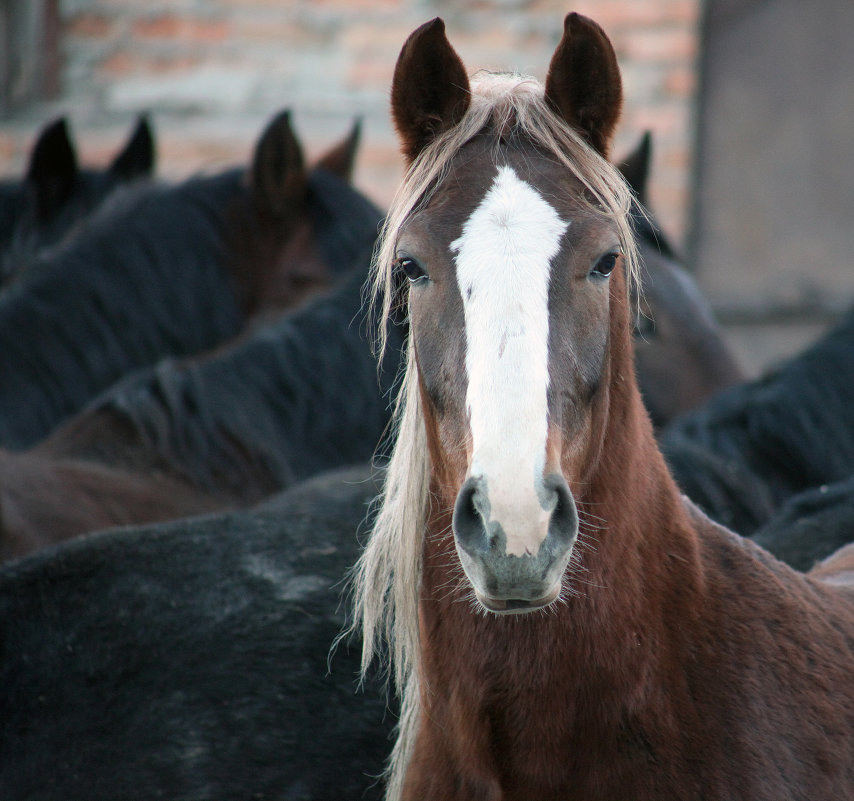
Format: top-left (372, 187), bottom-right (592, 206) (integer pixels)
top-left (0, 109), bottom-right (379, 450)
top-left (0, 116), bottom-right (154, 284)
top-left (350, 14), bottom-right (854, 800)
top-left (660, 302), bottom-right (854, 535)
top-left (0, 464), bottom-right (393, 801)
top-left (0, 258), bottom-right (402, 562)
top-left (617, 133), bottom-right (743, 428)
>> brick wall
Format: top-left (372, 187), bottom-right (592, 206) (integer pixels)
top-left (1, 0), bottom-right (701, 248)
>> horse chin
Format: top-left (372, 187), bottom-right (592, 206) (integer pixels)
top-left (475, 585), bottom-right (561, 616)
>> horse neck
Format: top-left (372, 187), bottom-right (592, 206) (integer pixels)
top-left (575, 298), bottom-right (703, 613)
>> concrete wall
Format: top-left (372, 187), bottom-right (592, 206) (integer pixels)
top-left (692, 0), bottom-right (854, 374)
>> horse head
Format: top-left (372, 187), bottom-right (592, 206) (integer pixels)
top-left (383, 14), bottom-right (637, 614)
top-left (0, 116), bottom-right (155, 284)
top-left (234, 111), bottom-right (379, 316)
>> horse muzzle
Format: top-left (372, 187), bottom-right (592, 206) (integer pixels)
top-left (452, 472), bottom-right (579, 615)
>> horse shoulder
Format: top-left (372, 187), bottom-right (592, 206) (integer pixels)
top-left (686, 493), bottom-right (854, 627)
top-left (670, 496), bottom-right (854, 797)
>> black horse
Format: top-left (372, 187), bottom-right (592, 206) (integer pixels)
top-left (0, 110), bottom-right (380, 450)
top-left (0, 116), bottom-right (154, 283)
top-left (661, 305), bottom-right (854, 539)
top-left (0, 464), bottom-right (393, 801)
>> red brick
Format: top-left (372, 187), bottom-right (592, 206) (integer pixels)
top-left (132, 14), bottom-right (230, 43)
top-left (310, 0), bottom-right (400, 10)
top-left (665, 66), bottom-right (698, 98)
top-left (339, 22), bottom-right (425, 55)
top-left (96, 50), bottom-right (201, 78)
top-left (622, 26), bottom-right (698, 63)
top-left (346, 60), bottom-right (396, 90)
top-left (97, 50), bottom-right (134, 78)
top-left (232, 18), bottom-right (318, 45)
top-left (65, 12), bottom-right (115, 38)
top-left (550, 0), bottom-right (698, 30)
top-left (0, 134), bottom-right (17, 165)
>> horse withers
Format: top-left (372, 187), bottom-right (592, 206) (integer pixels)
top-left (351, 13), bottom-right (854, 800)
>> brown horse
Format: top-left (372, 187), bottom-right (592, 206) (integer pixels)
top-left (351, 14), bottom-right (854, 801)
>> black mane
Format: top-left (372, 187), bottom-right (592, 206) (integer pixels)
top-left (307, 167), bottom-right (383, 272)
top-left (629, 197), bottom-right (677, 260)
top-left (0, 170), bottom-right (248, 449)
top-left (0, 161), bottom-right (384, 452)
top-left (83, 261), bottom-right (403, 498)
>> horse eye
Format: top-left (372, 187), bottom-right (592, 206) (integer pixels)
top-left (396, 257), bottom-right (427, 283)
top-left (591, 251), bottom-right (620, 279)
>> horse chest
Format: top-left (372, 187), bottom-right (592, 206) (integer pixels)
top-left (417, 604), bottom-right (665, 799)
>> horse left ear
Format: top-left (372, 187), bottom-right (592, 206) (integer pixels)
top-left (250, 109), bottom-right (307, 218)
top-left (544, 13), bottom-right (623, 158)
top-left (315, 119), bottom-right (361, 181)
top-left (391, 18), bottom-right (471, 163)
top-left (26, 117), bottom-right (79, 220)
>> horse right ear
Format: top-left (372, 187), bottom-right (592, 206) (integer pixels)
top-left (616, 131), bottom-right (652, 203)
top-left (110, 115), bottom-right (156, 181)
top-left (544, 12), bottom-right (623, 158)
top-left (250, 109), bottom-right (307, 219)
top-left (391, 18), bottom-right (471, 164)
top-left (26, 117), bottom-right (79, 220)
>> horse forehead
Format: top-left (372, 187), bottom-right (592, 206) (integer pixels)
top-left (421, 146), bottom-right (579, 231)
top-left (450, 164), bottom-right (570, 274)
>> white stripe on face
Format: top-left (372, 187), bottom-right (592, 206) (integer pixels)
top-left (451, 165), bottom-right (570, 557)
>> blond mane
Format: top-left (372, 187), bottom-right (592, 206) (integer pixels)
top-left (348, 71), bottom-right (640, 799)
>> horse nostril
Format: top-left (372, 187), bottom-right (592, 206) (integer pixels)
top-left (543, 473), bottom-right (578, 544)
top-left (453, 477), bottom-right (486, 551)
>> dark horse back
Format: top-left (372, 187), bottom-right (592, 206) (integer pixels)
top-left (0, 149), bottom-right (383, 451)
top-left (0, 464), bottom-right (392, 801)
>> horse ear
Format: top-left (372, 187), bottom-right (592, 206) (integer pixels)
top-left (315, 119), bottom-right (361, 181)
top-left (250, 109), bottom-right (307, 218)
top-left (391, 18), bottom-right (471, 163)
top-left (544, 13), bottom-right (623, 158)
top-left (616, 131), bottom-right (652, 203)
top-left (26, 117), bottom-right (79, 219)
top-left (110, 115), bottom-right (156, 181)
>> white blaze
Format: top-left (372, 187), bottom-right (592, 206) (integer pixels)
top-left (451, 165), bottom-right (569, 557)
